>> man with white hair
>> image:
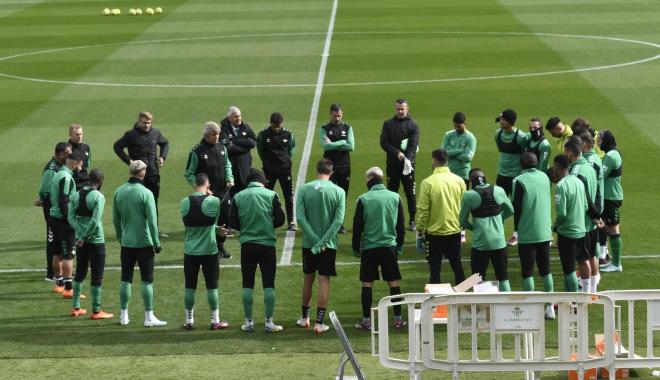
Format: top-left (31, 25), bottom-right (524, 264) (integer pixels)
top-left (221, 106), bottom-right (257, 197)
top-left (185, 122), bottom-right (234, 258)
top-left (352, 166), bottom-right (406, 331)
top-left (113, 160), bottom-right (166, 327)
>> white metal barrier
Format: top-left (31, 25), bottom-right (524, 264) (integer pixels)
top-left (599, 290), bottom-right (660, 369)
top-left (374, 292), bottom-right (621, 380)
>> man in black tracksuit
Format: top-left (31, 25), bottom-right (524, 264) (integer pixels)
top-left (68, 124), bottom-right (92, 189)
top-left (113, 111), bottom-right (169, 237)
top-left (220, 106), bottom-right (257, 197)
top-left (320, 103), bottom-right (354, 234)
top-left (257, 112), bottom-right (296, 231)
top-left (380, 99), bottom-right (419, 231)
top-left (185, 122), bottom-right (235, 258)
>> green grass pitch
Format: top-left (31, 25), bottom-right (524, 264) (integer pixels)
top-left (1, 0), bottom-right (660, 378)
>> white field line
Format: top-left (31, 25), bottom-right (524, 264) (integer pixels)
top-left (279, 0), bottom-right (339, 266)
top-left (2, 254), bottom-right (659, 273)
top-left (0, 31), bottom-right (658, 89)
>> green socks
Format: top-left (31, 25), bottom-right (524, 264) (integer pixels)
top-left (184, 288), bottom-right (196, 310)
top-left (498, 280), bottom-right (511, 292)
top-left (542, 274), bottom-right (554, 293)
top-left (564, 272), bottom-right (579, 292)
top-left (610, 234), bottom-right (622, 266)
top-left (242, 288), bottom-right (254, 320)
top-left (207, 289), bottom-right (219, 311)
top-left (264, 288), bottom-right (276, 318)
top-left (522, 277), bottom-right (534, 291)
top-left (91, 286), bottom-right (102, 313)
top-left (72, 281), bottom-right (83, 309)
top-left (141, 282), bottom-right (154, 311)
top-left (120, 281), bottom-right (132, 309)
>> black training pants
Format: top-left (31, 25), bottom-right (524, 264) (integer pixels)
top-left (264, 167), bottom-right (294, 224)
top-left (386, 161), bottom-right (416, 221)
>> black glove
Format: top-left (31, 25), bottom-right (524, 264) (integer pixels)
top-left (153, 245), bottom-right (162, 254)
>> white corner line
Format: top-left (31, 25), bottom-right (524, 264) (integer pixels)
top-left (280, 0), bottom-right (338, 266)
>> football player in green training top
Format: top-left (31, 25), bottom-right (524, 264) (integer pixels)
top-left (68, 169), bottom-right (113, 320)
top-left (598, 130), bottom-right (624, 273)
top-left (49, 151), bottom-right (84, 297)
top-left (113, 160), bottom-right (166, 327)
top-left (36, 142), bottom-right (70, 282)
top-left (353, 167), bottom-right (406, 331)
top-left (565, 136), bottom-right (604, 293)
top-left (552, 155), bottom-right (588, 292)
top-left (525, 118), bottom-right (552, 173)
top-left (228, 169), bottom-right (286, 333)
top-left (295, 159), bottom-right (346, 334)
top-left (441, 112), bottom-right (476, 244)
top-left (494, 109), bottom-right (527, 247)
top-left (512, 153), bottom-right (555, 319)
top-left (579, 132), bottom-right (604, 290)
top-left (180, 173), bottom-right (230, 330)
top-left (460, 169), bottom-right (514, 292)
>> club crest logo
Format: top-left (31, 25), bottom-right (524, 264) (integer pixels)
top-left (511, 307), bottom-right (523, 318)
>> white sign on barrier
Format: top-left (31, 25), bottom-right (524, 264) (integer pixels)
top-left (493, 303), bottom-right (544, 331)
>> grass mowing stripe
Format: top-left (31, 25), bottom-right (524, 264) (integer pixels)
top-left (280, 0), bottom-right (339, 266)
top-left (3, 254), bottom-right (659, 273)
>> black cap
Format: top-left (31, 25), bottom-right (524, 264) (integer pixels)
top-left (246, 169), bottom-right (267, 185)
top-left (495, 109), bottom-right (517, 126)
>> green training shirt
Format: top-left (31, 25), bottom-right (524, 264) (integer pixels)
top-left (230, 183), bottom-right (285, 247)
top-left (440, 129), bottom-right (476, 180)
top-left (112, 178), bottom-right (160, 248)
top-left (38, 158), bottom-right (59, 202)
top-left (553, 175), bottom-right (587, 239)
top-left (49, 166), bottom-right (75, 219)
top-left (570, 156), bottom-right (599, 231)
top-left (602, 150), bottom-right (623, 201)
top-left (525, 134), bottom-right (552, 172)
top-left (180, 192), bottom-right (220, 255)
top-left (512, 168), bottom-right (552, 244)
top-left (296, 179), bottom-right (346, 251)
top-left (584, 150), bottom-right (604, 212)
top-left (68, 186), bottom-right (105, 244)
top-left (352, 183), bottom-right (404, 251)
top-left (495, 128), bottom-right (528, 178)
top-left (459, 184), bottom-right (513, 250)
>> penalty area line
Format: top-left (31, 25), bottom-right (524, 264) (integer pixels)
top-left (2, 254), bottom-right (660, 273)
top-left (279, 0), bottom-right (339, 266)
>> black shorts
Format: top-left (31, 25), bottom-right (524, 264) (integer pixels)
top-left (603, 200), bottom-right (622, 226)
top-left (120, 246), bottom-right (155, 283)
top-left (184, 254), bottom-right (219, 290)
top-left (302, 248), bottom-right (337, 276)
top-left (496, 175), bottom-right (515, 196)
top-left (471, 248), bottom-right (508, 281)
top-left (557, 234), bottom-right (583, 275)
top-left (50, 217), bottom-right (76, 259)
top-left (360, 246), bottom-right (401, 283)
top-left (74, 243), bottom-right (106, 286)
top-left (241, 242), bottom-right (276, 289)
top-left (518, 241), bottom-right (551, 278)
top-left (583, 229), bottom-right (599, 259)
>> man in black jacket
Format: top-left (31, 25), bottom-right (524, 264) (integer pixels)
top-left (113, 111), bottom-right (170, 237)
top-left (68, 124), bottom-right (92, 189)
top-left (185, 122), bottom-right (234, 258)
top-left (220, 106), bottom-right (257, 197)
top-left (257, 112), bottom-right (297, 231)
top-left (380, 99), bottom-right (420, 231)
